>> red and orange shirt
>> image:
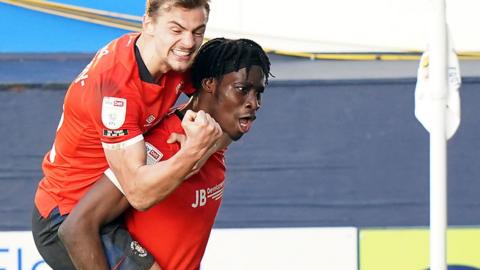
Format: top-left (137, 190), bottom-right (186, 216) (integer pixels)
top-left (124, 111), bottom-right (226, 270)
top-left (35, 33), bottom-right (195, 217)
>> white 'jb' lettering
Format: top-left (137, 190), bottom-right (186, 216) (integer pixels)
top-left (191, 181), bottom-right (225, 208)
top-left (191, 189), bottom-right (207, 208)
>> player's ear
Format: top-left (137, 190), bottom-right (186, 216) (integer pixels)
top-left (143, 15), bottom-right (155, 36)
top-left (201, 78), bottom-right (216, 93)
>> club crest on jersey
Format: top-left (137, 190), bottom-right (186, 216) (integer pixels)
top-left (145, 142), bottom-right (163, 165)
top-left (102, 97), bottom-right (127, 129)
top-left (130, 241), bottom-right (148, 258)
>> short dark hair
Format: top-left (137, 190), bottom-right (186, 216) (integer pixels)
top-left (191, 38), bottom-right (272, 90)
top-left (145, 0), bottom-right (210, 18)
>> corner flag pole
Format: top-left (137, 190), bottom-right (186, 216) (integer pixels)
top-left (429, 0), bottom-right (448, 269)
top-left (415, 0), bottom-right (461, 268)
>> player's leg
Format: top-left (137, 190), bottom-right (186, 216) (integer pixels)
top-left (100, 217), bottom-right (159, 270)
top-left (32, 205), bottom-right (160, 270)
top-left (31, 206), bottom-right (76, 269)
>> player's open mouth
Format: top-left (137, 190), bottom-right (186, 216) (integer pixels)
top-left (172, 48), bottom-right (193, 60)
top-left (239, 115), bottom-right (256, 133)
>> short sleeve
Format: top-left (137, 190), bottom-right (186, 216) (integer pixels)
top-left (89, 78), bottom-right (145, 150)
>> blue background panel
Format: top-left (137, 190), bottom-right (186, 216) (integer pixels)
top-left (0, 3), bottom-right (129, 52)
top-left (2, 78), bottom-right (480, 230)
top-left (55, 0), bottom-right (144, 15)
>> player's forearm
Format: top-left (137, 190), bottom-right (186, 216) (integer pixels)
top-left (110, 110), bottom-right (223, 210)
top-left (123, 148), bottom-right (201, 210)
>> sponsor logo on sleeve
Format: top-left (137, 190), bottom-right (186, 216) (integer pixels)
top-left (102, 97), bottom-right (127, 129)
top-left (113, 100), bottom-right (124, 107)
top-left (145, 142), bottom-right (163, 165)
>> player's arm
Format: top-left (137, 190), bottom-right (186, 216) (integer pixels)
top-left (58, 175), bottom-right (161, 270)
top-left (57, 175), bottom-right (127, 270)
top-left (105, 110), bottom-right (222, 211)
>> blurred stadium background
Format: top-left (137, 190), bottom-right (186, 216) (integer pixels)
top-left (1, 0), bottom-right (480, 269)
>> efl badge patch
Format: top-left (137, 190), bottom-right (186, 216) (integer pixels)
top-left (102, 97), bottom-right (127, 129)
top-left (145, 142), bottom-right (163, 165)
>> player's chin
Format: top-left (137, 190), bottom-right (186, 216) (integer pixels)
top-left (229, 132), bottom-right (244, 142)
top-left (169, 59), bottom-right (193, 72)
top-left (171, 63), bottom-right (190, 72)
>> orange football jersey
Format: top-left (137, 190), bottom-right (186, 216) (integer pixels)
top-left (126, 111), bottom-right (226, 270)
top-left (35, 33), bottom-right (195, 217)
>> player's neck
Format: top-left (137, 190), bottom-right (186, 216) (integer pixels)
top-left (182, 94), bottom-right (210, 114)
top-left (136, 35), bottom-right (169, 81)
top-left (217, 133), bottom-right (232, 149)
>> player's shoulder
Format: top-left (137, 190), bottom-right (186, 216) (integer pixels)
top-left (104, 33), bottom-right (138, 59)
top-left (145, 108), bottom-right (183, 142)
top-left (157, 108), bottom-right (184, 132)
top-left (166, 70), bottom-right (196, 96)
top-left (93, 33), bottom-right (138, 80)
top-left (95, 35), bottom-right (141, 97)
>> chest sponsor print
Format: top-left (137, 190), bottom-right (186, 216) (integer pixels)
top-left (191, 181), bottom-right (225, 208)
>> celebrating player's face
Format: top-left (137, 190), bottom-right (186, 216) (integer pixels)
top-left (150, 5), bottom-right (207, 72)
top-left (209, 66), bottom-right (265, 141)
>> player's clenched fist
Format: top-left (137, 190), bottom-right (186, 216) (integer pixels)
top-left (181, 110), bottom-right (222, 157)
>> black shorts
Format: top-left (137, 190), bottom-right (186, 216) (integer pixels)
top-left (31, 205), bottom-right (154, 270)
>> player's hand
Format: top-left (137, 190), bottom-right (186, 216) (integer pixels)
top-left (168, 131), bottom-right (222, 179)
top-left (166, 133), bottom-right (186, 145)
top-left (181, 110), bottom-right (222, 157)
top-left (166, 110), bottom-right (222, 179)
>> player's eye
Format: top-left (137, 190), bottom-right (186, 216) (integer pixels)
top-left (233, 83), bottom-right (248, 93)
top-left (193, 30), bottom-right (204, 37)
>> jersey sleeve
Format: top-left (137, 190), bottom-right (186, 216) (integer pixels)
top-left (104, 116), bottom-right (179, 194)
top-left (90, 78), bottom-right (145, 150)
top-left (100, 96), bottom-right (144, 150)
top-left (143, 115), bottom-right (182, 160)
